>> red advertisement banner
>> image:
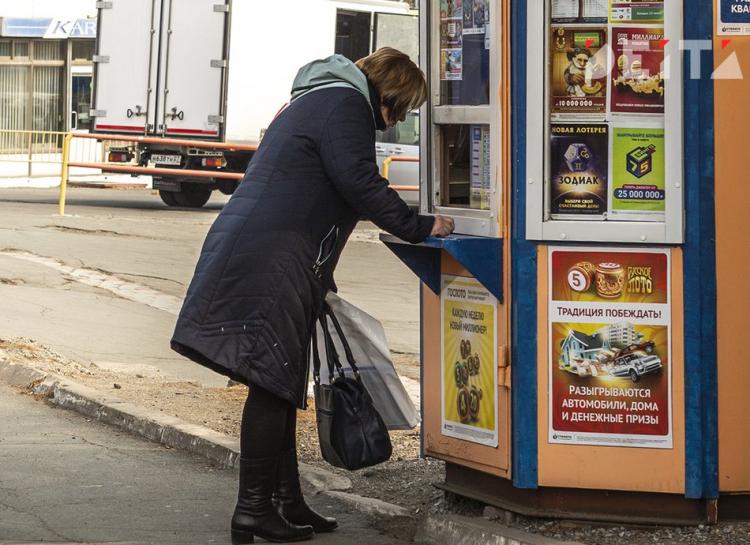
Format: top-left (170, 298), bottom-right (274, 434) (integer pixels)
top-left (610, 27), bottom-right (665, 114)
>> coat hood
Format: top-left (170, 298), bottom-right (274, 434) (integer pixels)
top-left (290, 54), bottom-right (374, 115)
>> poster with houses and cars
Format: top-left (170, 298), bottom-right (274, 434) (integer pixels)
top-left (549, 247), bottom-right (672, 449)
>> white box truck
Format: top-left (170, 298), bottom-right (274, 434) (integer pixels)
top-left (91, 0), bottom-right (419, 207)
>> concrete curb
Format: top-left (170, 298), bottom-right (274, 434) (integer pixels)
top-left (0, 361), bottom-right (46, 387)
top-left (324, 491), bottom-right (411, 518)
top-left (33, 375), bottom-right (241, 469)
top-left (415, 515), bottom-right (585, 545)
top-left (0, 360), bottom-right (423, 518)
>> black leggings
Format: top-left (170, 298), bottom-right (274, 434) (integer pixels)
top-left (240, 383), bottom-right (297, 459)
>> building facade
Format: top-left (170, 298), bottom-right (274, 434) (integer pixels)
top-left (0, 0), bottom-right (96, 133)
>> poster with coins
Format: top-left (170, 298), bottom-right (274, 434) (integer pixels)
top-left (548, 247), bottom-right (672, 448)
top-left (441, 274), bottom-right (498, 447)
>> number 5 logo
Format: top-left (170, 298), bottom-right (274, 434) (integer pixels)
top-left (568, 269), bottom-right (587, 292)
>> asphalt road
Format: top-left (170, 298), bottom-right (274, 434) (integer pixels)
top-left (0, 382), bottom-right (411, 544)
top-left (0, 188), bottom-right (421, 387)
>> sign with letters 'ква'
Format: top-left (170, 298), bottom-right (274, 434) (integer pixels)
top-left (718, 0), bottom-right (750, 35)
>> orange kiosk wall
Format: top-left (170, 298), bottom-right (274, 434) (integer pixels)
top-left (383, 0), bottom-right (748, 524)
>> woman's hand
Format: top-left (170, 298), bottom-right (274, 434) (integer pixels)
top-left (430, 215), bottom-right (455, 237)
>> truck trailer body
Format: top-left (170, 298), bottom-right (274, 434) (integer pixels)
top-left (91, 0), bottom-right (418, 207)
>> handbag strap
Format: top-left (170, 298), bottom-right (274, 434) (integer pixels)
top-left (311, 320), bottom-right (322, 385)
top-left (323, 302), bottom-right (361, 380)
top-left (319, 313), bottom-right (345, 382)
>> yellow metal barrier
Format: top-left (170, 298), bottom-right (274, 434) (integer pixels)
top-left (0, 129), bottom-right (68, 178)
top-left (58, 133), bottom-right (73, 216)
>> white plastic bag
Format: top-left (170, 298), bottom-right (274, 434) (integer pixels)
top-left (312, 292), bottom-right (420, 430)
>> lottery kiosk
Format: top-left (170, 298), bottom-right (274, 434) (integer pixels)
top-left (383, 0), bottom-right (750, 523)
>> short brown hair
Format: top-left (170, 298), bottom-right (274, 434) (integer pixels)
top-left (356, 47), bottom-right (427, 121)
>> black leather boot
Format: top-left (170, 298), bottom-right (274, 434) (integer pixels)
top-left (231, 456), bottom-right (314, 544)
top-left (274, 448), bottom-right (338, 533)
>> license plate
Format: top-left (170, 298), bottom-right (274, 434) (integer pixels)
top-left (151, 154), bottom-right (181, 166)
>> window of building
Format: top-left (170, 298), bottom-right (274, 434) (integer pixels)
top-left (13, 41), bottom-right (29, 59)
top-left (33, 40), bottom-right (64, 61)
top-left (72, 40), bottom-right (95, 62)
top-left (0, 40), bottom-right (66, 133)
top-left (0, 66), bottom-right (29, 131)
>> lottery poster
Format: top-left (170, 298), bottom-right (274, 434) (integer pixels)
top-left (610, 27), bottom-right (665, 115)
top-left (441, 275), bottom-right (498, 447)
top-left (550, 26), bottom-right (608, 116)
top-left (549, 247), bottom-right (672, 449)
top-left (550, 123), bottom-right (609, 218)
top-left (610, 126), bottom-right (666, 219)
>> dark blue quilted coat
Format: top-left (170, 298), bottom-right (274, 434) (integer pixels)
top-left (171, 59), bottom-right (434, 408)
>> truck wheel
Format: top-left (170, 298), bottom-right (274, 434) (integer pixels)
top-left (174, 184), bottom-right (212, 208)
top-left (629, 369), bottom-right (641, 383)
top-left (159, 189), bottom-right (179, 207)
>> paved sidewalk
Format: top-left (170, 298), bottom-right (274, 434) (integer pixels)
top-left (0, 383), bottom-right (410, 545)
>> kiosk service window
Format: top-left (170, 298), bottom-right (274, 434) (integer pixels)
top-left (526, 0), bottom-right (684, 244)
top-left (424, 0), bottom-right (501, 237)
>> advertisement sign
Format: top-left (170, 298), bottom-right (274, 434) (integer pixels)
top-left (550, 124), bottom-right (609, 218)
top-left (440, 0), bottom-right (464, 19)
top-left (610, 126), bottom-right (665, 219)
top-left (440, 49), bottom-right (463, 81)
top-left (610, 27), bottom-right (665, 115)
top-left (470, 125), bottom-right (491, 211)
top-left (610, 1), bottom-right (664, 23)
top-left (718, 0), bottom-right (750, 35)
top-left (440, 0), bottom-right (464, 80)
top-left (1, 18), bottom-right (97, 38)
top-left (440, 19), bottom-right (463, 48)
top-left (549, 248), bottom-right (672, 448)
top-left (550, 27), bottom-right (608, 116)
top-left (441, 275), bottom-right (498, 447)
top-left (551, 0), bottom-right (608, 23)
top-left (463, 0), bottom-right (488, 35)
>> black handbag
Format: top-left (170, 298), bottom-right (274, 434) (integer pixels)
top-left (311, 303), bottom-right (392, 471)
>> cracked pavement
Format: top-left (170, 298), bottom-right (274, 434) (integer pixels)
top-left (0, 188), bottom-right (421, 387)
top-left (0, 382), bottom-right (411, 544)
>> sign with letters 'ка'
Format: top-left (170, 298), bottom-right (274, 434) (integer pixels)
top-left (0, 18), bottom-right (97, 39)
top-left (718, 0), bottom-right (750, 35)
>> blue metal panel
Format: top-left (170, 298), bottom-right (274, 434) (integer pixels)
top-left (682, 0), bottom-right (718, 500)
top-left (423, 236), bottom-right (504, 302)
top-left (510, 0), bottom-right (539, 489)
top-left (381, 234), bottom-right (504, 302)
top-left (382, 239), bottom-right (442, 294)
top-left (419, 287), bottom-right (425, 458)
